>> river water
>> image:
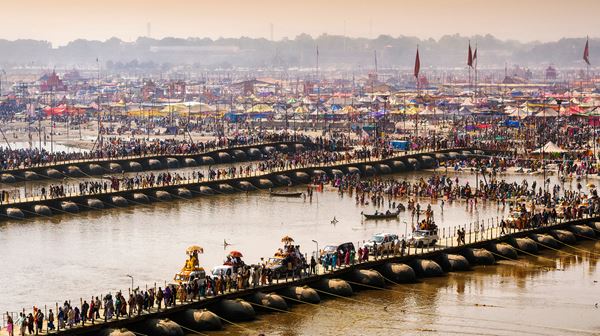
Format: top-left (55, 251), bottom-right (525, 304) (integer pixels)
top-left (0, 169), bottom-right (598, 335)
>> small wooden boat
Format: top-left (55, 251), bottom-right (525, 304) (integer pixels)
top-left (270, 191), bottom-right (303, 198)
top-left (362, 211), bottom-right (400, 220)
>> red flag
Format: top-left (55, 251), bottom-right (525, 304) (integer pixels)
top-left (584, 38), bottom-right (591, 65)
top-left (467, 43), bottom-right (473, 67)
top-left (414, 48), bottom-right (420, 78)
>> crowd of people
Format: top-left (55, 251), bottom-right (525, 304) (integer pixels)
top-left (6, 178), bottom-right (600, 335)
top-left (0, 127), bottom-right (512, 172)
top-left (7, 141), bottom-right (410, 201)
top-left (0, 132), bottom-right (316, 170)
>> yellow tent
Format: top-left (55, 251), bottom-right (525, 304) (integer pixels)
top-left (294, 106), bottom-right (309, 113)
top-left (403, 107), bottom-right (420, 115)
top-left (160, 103), bottom-right (216, 115)
top-left (246, 104), bottom-right (274, 113)
top-left (127, 110), bottom-right (167, 117)
top-left (340, 106), bottom-right (357, 114)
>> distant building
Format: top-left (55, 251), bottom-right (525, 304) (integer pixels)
top-left (502, 76), bottom-right (528, 84)
top-left (142, 80), bottom-right (158, 100)
top-left (545, 66), bottom-right (557, 81)
top-left (40, 71), bottom-right (67, 92)
top-left (418, 75), bottom-right (429, 88)
top-left (511, 65), bottom-right (533, 80)
top-left (232, 79), bottom-right (277, 95)
top-left (63, 70), bottom-right (83, 82)
top-left (168, 81), bottom-right (186, 99)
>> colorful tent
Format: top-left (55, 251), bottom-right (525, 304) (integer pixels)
top-left (246, 104), bottom-right (274, 113)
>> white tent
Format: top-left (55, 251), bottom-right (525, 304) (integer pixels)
top-left (533, 108), bottom-right (559, 118)
top-left (458, 106), bottom-right (473, 115)
top-left (532, 141), bottom-right (567, 154)
top-left (509, 109), bottom-right (531, 119)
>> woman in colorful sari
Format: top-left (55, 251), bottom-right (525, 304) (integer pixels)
top-left (6, 314), bottom-right (14, 336)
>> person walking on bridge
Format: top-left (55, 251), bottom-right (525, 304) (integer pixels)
top-left (47, 309), bottom-right (54, 331)
top-left (5, 314), bottom-right (14, 336)
top-left (127, 294), bottom-right (135, 317)
top-left (310, 256), bottom-right (316, 274)
top-left (35, 309), bottom-right (43, 334)
top-left (156, 287), bottom-right (163, 311)
top-left (87, 298), bottom-right (94, 324)
top-left (81, 300), bottom-right (89, 325)
top-left (15, 312), bottom-right (25, 336)
top-left (94, 297), bottom-right (101, 319)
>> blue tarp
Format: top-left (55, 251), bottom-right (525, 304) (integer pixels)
top-left (362, 125), bottom-right (376, 131)
top-left (165, 126), bottom-right (179, 135)
top-left (225, 112), bottom-right (244, 122)
top-left (505, 120), bottom-right (521, 128)
top-left (391, 140), bottom-right (410, 150)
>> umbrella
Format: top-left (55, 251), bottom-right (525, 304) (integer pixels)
top-left (281, 236), bottom-right (294, 243)
top-left (229, 251), bottom-right (243, 258)
top-left (587, 183), bottom-right (596, 189)
top-left (186, 245), bottom-right (204, 254)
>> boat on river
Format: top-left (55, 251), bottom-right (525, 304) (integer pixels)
top-left (270, 190), bottom-right (303, 197)
top-left (362, 211), bottom-right (400, 220)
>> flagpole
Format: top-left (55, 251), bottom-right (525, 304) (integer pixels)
top-left (468, 40), bottom-right (472, 95)
top-left (316, 45), bottom-right (319, 132)
top-left (50, 84), bottom-right (54, 153)
top-left (475, 41), bottom-right (478, 100)
top-left (468, 67), bottom-right (471, 94)
top-left (415, 45), bottom-right (420, 138)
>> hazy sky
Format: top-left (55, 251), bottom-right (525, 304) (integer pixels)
top-left (3, 0), bottom-right (599, 46)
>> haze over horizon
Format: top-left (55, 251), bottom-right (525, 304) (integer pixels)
top-left (3, 0), bottom-right (599, 46)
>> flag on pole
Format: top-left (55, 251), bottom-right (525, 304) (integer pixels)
top-left (473, 48), bottom-right (477, 63)
top-left (584, 37), bottom-right (591, 65)
top-left (467, 42), bottom-right (473, 67)
top-left (414, 47), bottom-right (420, 78)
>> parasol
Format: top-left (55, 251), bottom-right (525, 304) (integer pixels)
top-left (186, 245), bottom-right (204, 254)
top-left (229, 250), bottom-right (243, 258)
top-left (281, 236), bottom-right (294, 243)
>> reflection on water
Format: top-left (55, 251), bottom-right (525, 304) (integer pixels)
top-left (0, 170), bottom-right (598, 334)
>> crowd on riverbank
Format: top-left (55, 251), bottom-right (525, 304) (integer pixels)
top-left (315, 167), bottom-right (600, 227)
